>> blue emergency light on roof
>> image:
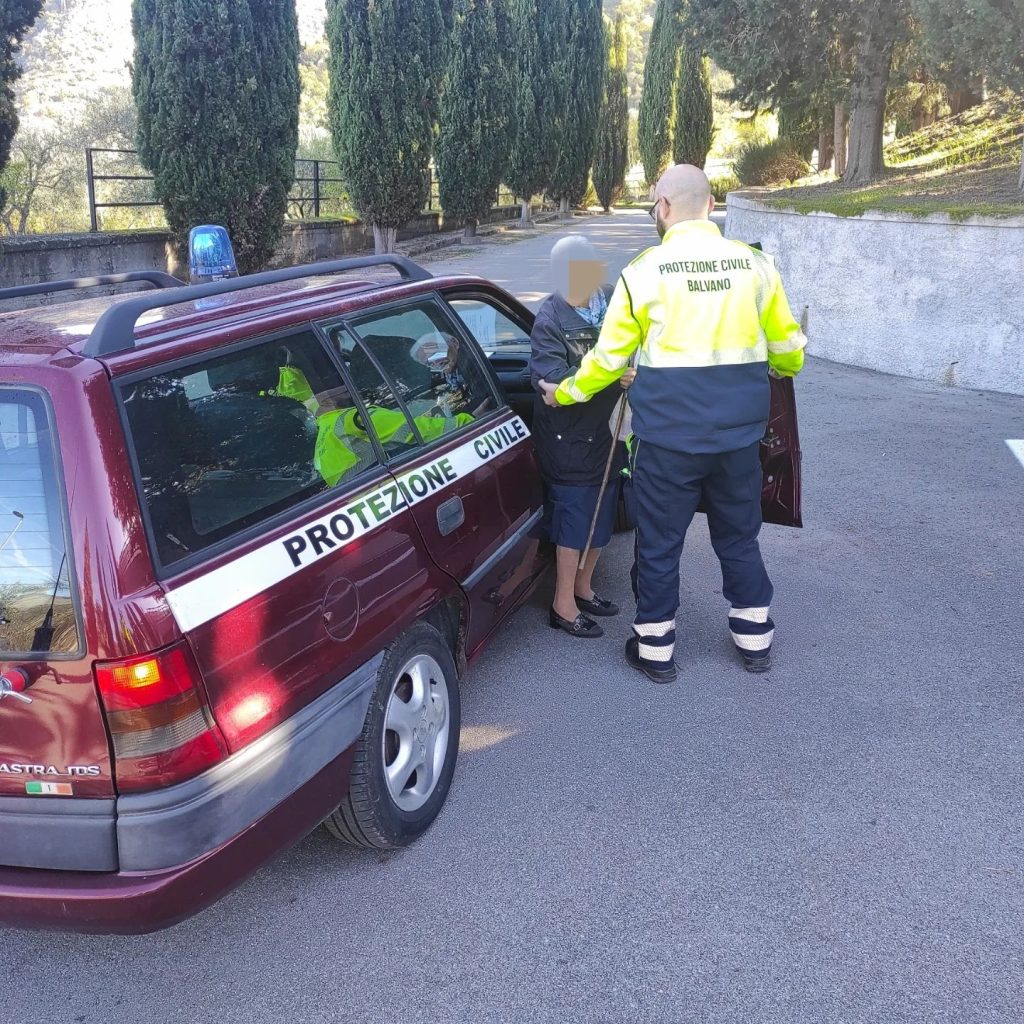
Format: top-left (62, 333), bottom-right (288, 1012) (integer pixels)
top-left (188, 225), bottom-right (238, 284)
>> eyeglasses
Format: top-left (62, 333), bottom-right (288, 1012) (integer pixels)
top-left (648, 196), bottom-right (666, 221)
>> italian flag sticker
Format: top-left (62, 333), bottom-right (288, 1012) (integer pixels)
top-left (26, 781), bottom-right (73, 797)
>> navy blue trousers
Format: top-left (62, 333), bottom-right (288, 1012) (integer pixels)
top-left (630, 439), bottom-right (775, 663)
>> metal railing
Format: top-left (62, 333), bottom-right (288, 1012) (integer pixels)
top-left (288, 159), bottom-right (348, 220)
top-left (85, 149), bottom-right (352, 231)
top-left (84, 148), bottom-right (520, 231)
top-left (85, 148), bottom-right (161, 232)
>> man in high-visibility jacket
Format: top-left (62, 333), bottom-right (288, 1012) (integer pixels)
top-left (539, 164), bottom-right (805, 682)
top-left (272, 365), bottom-right (473, 488)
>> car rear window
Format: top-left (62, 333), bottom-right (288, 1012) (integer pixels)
top-left (0, 388), bottom-right (80, 657)
top-left (121, 329), bottom-right (383, 569)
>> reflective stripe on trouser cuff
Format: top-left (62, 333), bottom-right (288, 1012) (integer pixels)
top-left (635, 624), bottom-right (675, 662)
top-left (731, 629), bottom-right (774, 652)
top-left (638, 641), bottom-right (675, 662)
top-left (633, 620), bottom-right (674, 638)
top-left (729, 606), bottom-right (770, 624)
top-left (729, 611), bottom-right (775, 653)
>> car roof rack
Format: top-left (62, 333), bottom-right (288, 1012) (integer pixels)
top-left (82, 254), bottom-right (433, 358)
top-left (0, 270), bottom-right (182, 304)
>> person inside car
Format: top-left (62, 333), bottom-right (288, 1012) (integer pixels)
top-left (273, 363), bottom-right (473, 487)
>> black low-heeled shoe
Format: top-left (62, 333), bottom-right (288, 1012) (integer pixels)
top-left (575, 593), bottom-right (620, 617)
top-left (549, 608), bottom-right (604, 638)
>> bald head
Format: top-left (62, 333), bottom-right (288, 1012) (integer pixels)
top-left (653, 164), bottom-right (714, 235)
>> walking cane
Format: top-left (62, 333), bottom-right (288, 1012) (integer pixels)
top-left (578, 360), bottom-right (634, 571)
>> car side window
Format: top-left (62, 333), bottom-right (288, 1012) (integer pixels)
top-left (448, 297), bottom-right (531, 352)
top-left (324, 302), bottom-right (498, 450)
top-left (121, 329), bottom-right (383, 568)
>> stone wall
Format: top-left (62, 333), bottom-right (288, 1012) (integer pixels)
top-left (0, 206), bottom-right (520, 307)
top-left (726, 192), bottom-right (1024, 396)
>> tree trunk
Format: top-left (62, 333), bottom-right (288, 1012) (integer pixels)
top-left (833, 102), bottom-right (848, 177)
top-left (844, 30), bottom-right (894, 186)
top-left (911, 108), bottom-right (930, 132)
top-left (818, 123), bottom-right (834, 172)
top-left (1018, 133), bottom-right (1024, 194)
top-left (463, 222), bottom-right (477, 241)
top-left (519, 198), bottom-right (532, 227)
top-left (372, 224), bottom-right (398, 254)
top-left (559, 196), bottom-right (571, 220)
top-left (949, 80), bottom-right (985, 115)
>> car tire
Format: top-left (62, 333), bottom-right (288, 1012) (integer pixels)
top-left (324, 620), bottom-right (461, 850)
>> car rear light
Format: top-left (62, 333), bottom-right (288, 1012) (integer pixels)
top-left (95, 643), bottom-right (227, 793)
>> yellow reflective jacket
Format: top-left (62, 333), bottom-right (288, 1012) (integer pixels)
top-left (272, 365), bottom-right (473, 485)
top-left (555, 220), bottom-right (806, 453)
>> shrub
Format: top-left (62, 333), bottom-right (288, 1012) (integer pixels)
top-left (578, 178), bottom-right (599, 209)
top-left (436, 0), bottom-right (509, 236)
top-left (709, 173), bottom-right (740, 203)
top-left (734, 139), bottom-right (811, 187)
top-left (327, 0), bottom-right (445, 253)
top-left (133, 0), bottom-right (300, 272)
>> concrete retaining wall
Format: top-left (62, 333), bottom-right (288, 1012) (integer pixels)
top-left (725, 192), bottom-right (1024, 396)
top-left (0, 206), bottom-right (520, 307)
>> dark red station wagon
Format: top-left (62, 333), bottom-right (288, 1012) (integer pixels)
top-left (0, 255), bottom-right (546, 933)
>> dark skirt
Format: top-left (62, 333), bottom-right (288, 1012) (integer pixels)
top-left (537, 479), bottom-right (619, 551)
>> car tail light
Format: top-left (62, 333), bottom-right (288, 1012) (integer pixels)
top-left (94, 642), bottom-right (227, 793)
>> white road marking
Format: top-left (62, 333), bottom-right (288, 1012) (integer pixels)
top-left (1006, 440), bottom-right (1024, 470)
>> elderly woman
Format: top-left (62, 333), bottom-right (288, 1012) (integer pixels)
top-left (531, 235), bottom-right (634, 639)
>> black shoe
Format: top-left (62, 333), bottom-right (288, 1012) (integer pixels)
top-left (549, 608), bottom-right (604, 638)
top-left (625, 635), bottom-right (677, 684)
top-left (575, 593), bottom-right (620, 617)
top-left (741, 651), bottom-right (772, 674)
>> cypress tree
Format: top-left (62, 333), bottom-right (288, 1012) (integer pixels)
top-left (505, 0), bottom-right (566, 226)
top-left (638, 0), bottom-right (683, 186)
top-left (1, 1), bottom-right (43, 212)
top-left (436, 0), bottom-right (509, 240)
top-left (593, 14), bottom-right (629, 212)
top-left (327, 0), bottom-right (445, 254)
top-left (252, 1), bottom-right (302, 233)
top-left (132, 0), bottom-right (300, 274)
top-left (672, 46), bottom-right (714, 169)
top-left (549, 0), bottom-right (606, 217)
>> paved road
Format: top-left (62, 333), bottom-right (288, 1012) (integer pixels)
top-left (5, 212), bottom-right (1024, 1024)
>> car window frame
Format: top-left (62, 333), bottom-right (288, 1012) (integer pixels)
top-left (315, 293), bottom-right (508, 472)
top-left (440, 285), bottom-right (537, 351)
top-left (114, 323), bottom-right (394, 581)
top-left (0, 384), bottom-right (85, 661)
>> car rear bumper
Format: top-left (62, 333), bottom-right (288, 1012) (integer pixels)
top-left (0, 654), bottom-right (380, 933)
top-left (0, 744), bottom-right (356, 934)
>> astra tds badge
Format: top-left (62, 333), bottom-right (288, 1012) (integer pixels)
top-left (0, 763), bottom-right (101, 778)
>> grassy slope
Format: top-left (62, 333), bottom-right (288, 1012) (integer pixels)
top-left (763, 95), bottom-right (1024, 219)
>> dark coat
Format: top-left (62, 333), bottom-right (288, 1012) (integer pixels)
top-left (529, 291), bottom-right (621, 486)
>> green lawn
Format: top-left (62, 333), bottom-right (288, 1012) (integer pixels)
top-left (762, 95), bottom-right (1024, 220)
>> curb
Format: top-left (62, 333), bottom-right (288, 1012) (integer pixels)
top-left (399, 210), bottom-right (590, 260)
